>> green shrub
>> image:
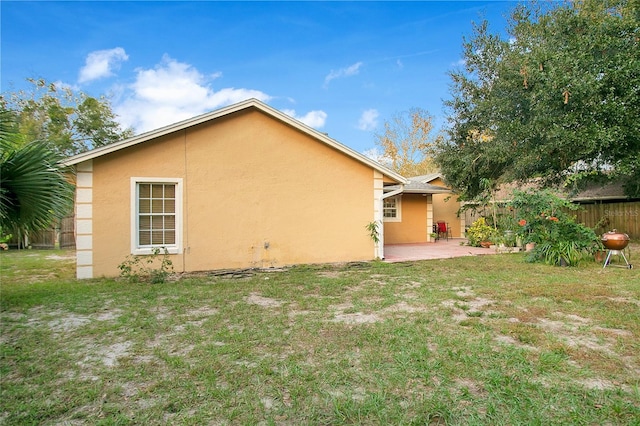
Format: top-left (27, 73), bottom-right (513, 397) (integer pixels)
top-left (466, 218), bottom-right (495, 247)
top-left (118, 247), bottom-right (174, 283)
top-left (508, 190), bottom-right (599, 266)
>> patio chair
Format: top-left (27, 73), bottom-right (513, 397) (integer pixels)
top-left (436, 221), bottom-right (451, 241)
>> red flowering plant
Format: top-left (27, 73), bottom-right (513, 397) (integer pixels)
top-left (508, 189), bottom-right (599, 266)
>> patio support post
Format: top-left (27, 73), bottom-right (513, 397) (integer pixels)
top-left (426, 194), bottom-right (434, 242)
top-left (373, 171), bottom-right (385, 259)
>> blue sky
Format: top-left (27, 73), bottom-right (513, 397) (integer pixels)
top-left (1, 1), bottom-right (516, 155)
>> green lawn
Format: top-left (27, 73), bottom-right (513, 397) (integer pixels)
top-left (1, 249), bottom-right (639, 425)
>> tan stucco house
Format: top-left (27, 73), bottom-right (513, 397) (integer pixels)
top-left (383, 173), bottom-right (463, 244)
top-left (63, 99), bottom-right (460, 279)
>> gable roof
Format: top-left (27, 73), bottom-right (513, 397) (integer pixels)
top-left (62, 98), bottom-right (407, 184)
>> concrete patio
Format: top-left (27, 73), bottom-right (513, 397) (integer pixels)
top-left (384, 238), bottom-right (499, 262)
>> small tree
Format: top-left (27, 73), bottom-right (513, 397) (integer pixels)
top-left (509, 189), bottom-right (599, 266)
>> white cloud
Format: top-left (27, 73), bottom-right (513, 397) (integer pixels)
top-left (362, 147), bottom-right (391, 167)
top-left (282, 109), bottom-right (327, 129)
top-left (114, 55), bottom-right (271, 133)
top-left (323, 61), bottom-right (363, 88)
top-left (78, 47), bottom-right (129, 84)
top-left (357, 109), bottom-right (379, 131)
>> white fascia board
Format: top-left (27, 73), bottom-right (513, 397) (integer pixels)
top-left (62, 100), bottom-right (256, 167)
top-left (62, 99), bottom-right (407, 185)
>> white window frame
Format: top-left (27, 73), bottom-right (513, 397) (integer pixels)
top-left (131, 177), bottom-right (183, 255)
top-left (383, 195), bottom-right (402, 222)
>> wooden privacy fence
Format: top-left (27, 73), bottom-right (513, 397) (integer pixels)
top-left (464, 201), bottom-right (640, 240)
top-left (574, 201), bottom-right (639, 239)
top-left (59, 216), bottom-right (76, 249)
top-left (8, 216), bottom-right (76, 249)
top-left (30, 229), bottom-right (56, 249)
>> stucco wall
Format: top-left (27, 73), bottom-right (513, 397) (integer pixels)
top-left (88, 108), bottom-right (380, 277)
top-left (384, 194), bottom-right (428, 244)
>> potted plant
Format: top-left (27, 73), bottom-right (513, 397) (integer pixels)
top-left (592, 239), bottom-right (607, 263)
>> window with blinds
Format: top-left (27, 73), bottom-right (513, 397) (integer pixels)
top-left (137, 183), bottom-right (176, 247)
top-left (383, 196), bottom-right (401, 222)
top-left (383, 197), bottom-right (398, 218)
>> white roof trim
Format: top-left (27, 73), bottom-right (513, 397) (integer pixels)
top-left (402, 187), bottom-right (451, 194)
top-left (382, 188), bottom-right (404, 199)
top-left (63, 98), bottom-right (407, 184)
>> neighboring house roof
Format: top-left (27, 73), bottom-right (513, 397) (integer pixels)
top-left (470, 179), bottom-right (635, 204)
top-left (384, 173), bottom-right (451, 196)
top-left (408, 173), bottom-right (443, 184)
top-left (62, 98), bottom-right (407, 184)
top-left (569, 180), bottom-right (633, 202)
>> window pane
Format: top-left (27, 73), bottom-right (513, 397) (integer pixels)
top-left (164, 215), bottom-right (175, 230)
top-left (139, 216), bottom-right (151, 230)
top-left (139, 184), bottom-right (150, 198)
top-left (150, 216), bottom-right (163, 230)
top-left (164, 185), bottom-right (175, 198)
top-left (139, 199), bottom-right (151, 214)
top-left (151, 184), bottom-right (164, 198)
top-left (152, 199), bottom-right (164, 213)
top-left (151, 230), bottom-right (164, 245)
top-left (164, 199), bottom-right (175, 213)
top-left (164, 230), bottom-right (175, 244)
top-left (139, 230), bottom-right (151, 246)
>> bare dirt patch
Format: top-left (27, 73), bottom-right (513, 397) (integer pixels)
top-left (77, 341), bottom-right (133, 368)
top-left (317, 270), bottom-right (344, 279)
top-left (245, 293), bottom-right (284, 308)
top-left (493, 334), bottom-right (539, 352)
top-left (332, 312), bottom-right (380, 324)
top-left (45, 254), bottom-right (76, 261)
top-left (382, 301), bottom-right (430, 315)
top-left (452, 286), bottom-right (475, 298)
top-left (441, 297), bottom-right (496, 321)
top-left (576, 378), bottom-right (617, 390)
top-left (454, 378), bottom-right (486, 397)
top-left (183, 306), bottom-right (219, 318)
top-left (20, 307), bottom-right (123, 334)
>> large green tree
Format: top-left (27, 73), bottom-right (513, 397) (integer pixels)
top-left (1, 78), bottom-right (133, 157)
top-left (0, 109), bottom-right (74, 242)
top-left (436, 0), bottom-right (640, 200)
